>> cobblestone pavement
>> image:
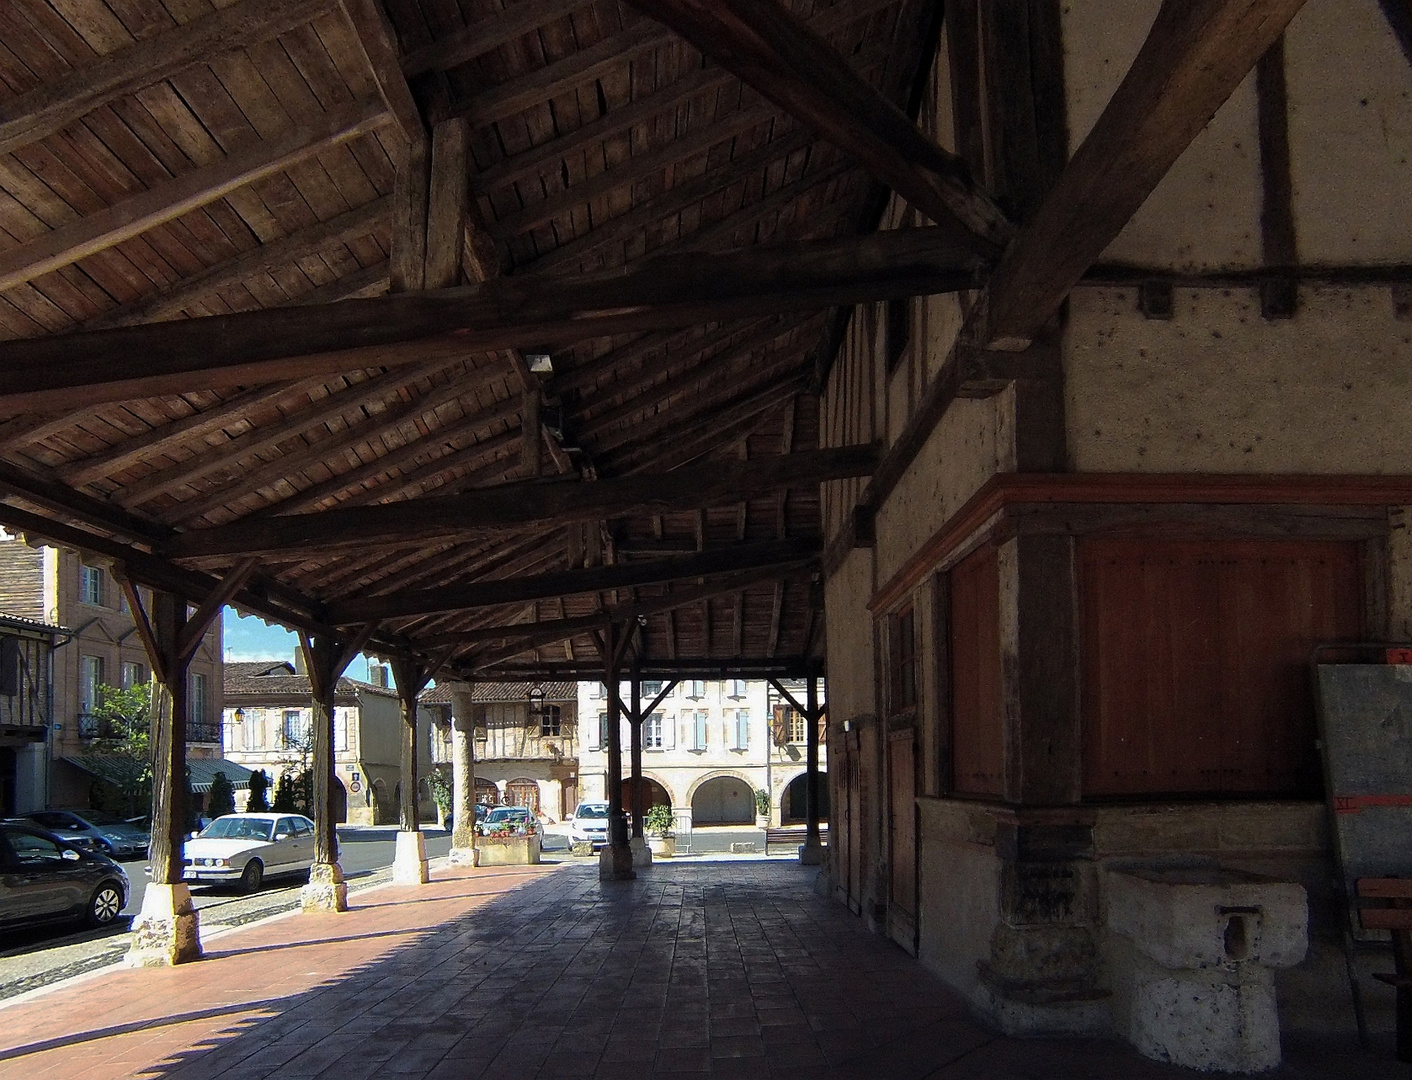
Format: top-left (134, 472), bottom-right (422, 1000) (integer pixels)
top-left (0, 860), bottom-right (1405, 1080)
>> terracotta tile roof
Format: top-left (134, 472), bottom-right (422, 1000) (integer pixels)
top-left (223, 660), bottom-right (399, 700)
top-left (419, 681), bottom-right (578, 706)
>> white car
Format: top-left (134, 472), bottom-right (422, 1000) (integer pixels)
top-left (569, 801), bottom-right (611, 849)
top-left (183, 813), bottom-right (316, 892)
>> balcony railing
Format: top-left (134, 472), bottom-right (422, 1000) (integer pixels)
top-left (78, 713), bottom-right (223, 745)
top-left (187, 719), bottom-right (223, 745)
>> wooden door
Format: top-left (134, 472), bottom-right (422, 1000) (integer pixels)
top-left (843, 736), bottom-right (863, 913)
top-left (561, 777), bottom-right (578, 819)
top-left (887, 729), bottom-right (918, 953)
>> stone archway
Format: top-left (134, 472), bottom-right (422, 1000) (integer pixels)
top-left (621, 776), bottom-right (671, 819)
top-left (475, 777), bottom-right (499, 805)
top-left (782, 772), bottom-right (828, 824)
top-left (690, 774), bottom-right (754, 825)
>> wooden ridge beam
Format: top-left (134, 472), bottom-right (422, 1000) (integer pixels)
top-left (327, 537), bottom-right (820, 622)
top-left (983, 0), bottom-right (1308, 350)
top-left (0, 98), bottom-right (390, 296)
top-left (84, 198), bottom-right (391, 331)
top-left (164, 444), bottom-right (877, 559)
top-left (631, 0), bottom-right (1010, 256)
top-left (0, 227), bottom-right (979, 413)
top-left (0, 0), bottom-right (334, 157)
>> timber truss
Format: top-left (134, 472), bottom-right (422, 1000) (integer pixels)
top-left (0, 0), bottom-right (1310, 683)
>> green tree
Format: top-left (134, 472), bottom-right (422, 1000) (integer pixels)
top-left (89, 683), bottom-right (153, 817)
top-left (271, 769), bottom-right (300, 813)
top-left (427, 767), bottom-right (452, 826)
top-left (207, 771), bottom-right (235, 817)
top-left (246, 769), bottom-right (270, 812)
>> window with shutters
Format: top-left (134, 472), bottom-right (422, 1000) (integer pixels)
top-left (951, 544), bottom-right (1004, 796)
top-left (1080, 538), bottom-right (1363, 798)
top-left (688, 711), bottom-right (708, 750)
top-left (120, 661), bottom-right (144, 689)
top-left (789, 710), bottom-right (807, 744)
top-left (642, 681), bottom-right (664, 698)
top-left (734, 709), bottom-right (750, 750)
top-left (80, 564), bottom-right (104, 606)
top-left (540, 704), bottom-right (562, 737)
top-left (686, 680), bottom-right (705, 699)
top-left (727, 679), bottom-right (747, 699)
top-left (282, 709), bottom-right (305, 749)
top-left (644, 712), bottom-right (663, 749)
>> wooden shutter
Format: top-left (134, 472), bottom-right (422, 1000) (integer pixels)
top-left (950, 543), bottom-right (1004, 796)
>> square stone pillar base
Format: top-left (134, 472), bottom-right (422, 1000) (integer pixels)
top-left (629, 835), bottom-right (652, 868)
top-left (300, 861), bottom-right (348, 912)
top-left (392, 830), bottom-right (429, 884)
top-left (127, 883), bottom-right (202, 967)
top-left (447, 845), bottom-right (480, 867)
top-left (600, 842), bottom-right (637, 881)
top-left (798, 838), bottom-right (824, 865)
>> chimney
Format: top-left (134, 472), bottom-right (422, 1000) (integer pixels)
top-left (293, 648), bottom-right (307, 676)
top-left (370, 665), bottom-right (389, 688)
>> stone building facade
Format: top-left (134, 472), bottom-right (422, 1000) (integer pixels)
top-left (0, 534), bottom-right (224, 809)
top-left (420, 681), bottom-right (579, 821)
top-left (818, 0), bottom-right (1411, 1046)
top-left (222, 659), bottom-right (429, 826)
top-left (576, 678), bottom-right (827, 828)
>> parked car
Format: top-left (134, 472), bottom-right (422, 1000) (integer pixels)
top-left (0, 820), bottom-right (130, 929)
top-left (481, 806), bottom-right (535, 830)
top-left (441, 803), bottom-right (489, 834)
top-left (569, 801), bottom-right (611, 849)
top-left (182, 813), bottom-right (316, 893)
top-left (25, 809), bottom-right (149, 860)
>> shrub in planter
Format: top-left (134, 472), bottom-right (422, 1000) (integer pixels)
top-left (645, 803), bottom-right (674, 838)
top-left (754, 787), bottom-right (771, 821)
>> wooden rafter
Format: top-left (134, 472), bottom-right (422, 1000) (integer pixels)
top-left (632, 0), bottom-right (1010, 255)
top-left (0, 99), bottom-right (390, 296)
top-left (983, 0), bottom-right (1309, 349)
top-left (0, 227), bottom-right (978, 413)
top-left (337, 0), bottom-right (426, 149)
top-left (164, 445), bottom-right (876, 559)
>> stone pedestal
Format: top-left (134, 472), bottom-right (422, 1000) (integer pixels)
top-left (300, 861), bottom-right (348, 912)
top-left (630, 835), bottom-right (652, 868)
top-left (447, 845), bottom-right (480, 867)
top-left (477, 835), bottom-right (541, 865)
top-left (798, 839), bottom-right (823, 865)
top-left (127, 883), bottom-right (201, 967)
top-left (392, 830), bottom-right (429, 884)
top-left (1107, 867), bottom-right (1308, 1073)
top-left (599, 841), bottom-right (636, 881)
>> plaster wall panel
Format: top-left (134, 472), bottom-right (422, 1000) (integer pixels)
top-left (1065, 286), bottom-right (1412, 473)
top-left (824, 548), bottom-right (876, 726)
top-left (875, 396), bottom-right (1007, 584)
top-left (1061, 0), bottom-right (1261, 271)
top-left (1286, 0), bottom-right (1412, 265)
top-left (917, 798), bottom-right (1001, 997)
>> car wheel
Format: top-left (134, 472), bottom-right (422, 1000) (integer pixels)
top-left (240, 860), bottom-right (264, 894)
top-left (86, 883), bottom-right (123, 927)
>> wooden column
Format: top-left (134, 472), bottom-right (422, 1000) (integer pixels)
top-left (390, 655), bottom-right (438, 884)
top-left (297, 626), bottom-right (374, 912)
top-left (804, 674), bottom-right (823, 857)
top-left (629, 669), bottom-right (645, 840)
top-left (599, 624), bottom-right (635, 880)
top-left (447, 681), bottom-right (479, 866)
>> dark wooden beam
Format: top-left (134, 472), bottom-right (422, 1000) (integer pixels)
top-left (0, 99), bottom-right (389, 295)
top-left (0, 227), bottom-right (979, 413)
top-left (401, 0), bottom-right (587, 76)
top-left (338, 0), bottom-right (427, 149)
top-left (631, 0), bottom-right (1010, 255)
top-left (983, 0), bottom-right (1308, 350)
top-left (328, 538), bottom-right (819, 623)
top-left (0, 0), bottom-right (333, 156)
top-left (164, 445), bottom-right (877, 559)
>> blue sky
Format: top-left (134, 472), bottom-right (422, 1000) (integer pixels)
top-left (221, 608), bottom-right (384, 683)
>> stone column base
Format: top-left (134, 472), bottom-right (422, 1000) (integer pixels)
top-left (599, 842), bottom-right (637, 881)
top-left (629, 835), bottom-right (652, 868)
top-left (301, 861), bottom-right (348, 912)
top-left (447, 845), bottom-right (480, 867)
top-left (127, 883), bottom-right (201, 967)
top-left (392, 830), bottom-right (429, 884)
top-left (798, 838), bottom-right (824, 865)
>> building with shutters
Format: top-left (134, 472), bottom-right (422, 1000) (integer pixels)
top-left (419, 681), bottom-right (579, 821)
top-left (0, 534), bottom-right (226, 811)
top-left (575, 678), bottom-right (827, 828)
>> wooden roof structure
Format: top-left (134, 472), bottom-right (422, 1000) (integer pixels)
top-left (0, 0), bottom-right (1310, 681)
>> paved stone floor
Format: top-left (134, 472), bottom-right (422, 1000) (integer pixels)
top-left (0, 860), bottom-right (1406, 1080)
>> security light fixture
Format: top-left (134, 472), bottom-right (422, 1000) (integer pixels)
top-left (525, 352), bottom-right (554, 374)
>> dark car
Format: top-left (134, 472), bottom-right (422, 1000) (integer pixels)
top-left (25, 809), bottom-right (149, 860)
top-left (0, 820), bottom-right (130, 929)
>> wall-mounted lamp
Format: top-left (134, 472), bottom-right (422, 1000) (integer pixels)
top-left (526, 684), bottom-right (546, 718)
top-left (232, 707), bottom-right (245, 725)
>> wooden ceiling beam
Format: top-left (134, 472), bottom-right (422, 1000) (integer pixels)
top-left (983, 0), bottom-right (1309, 350)
top-left (0, 98), bottom-right (390, 296)
top-left (0, 226), bottom-right (977, 413)
top-left (623, 381), bottom-right (801, 475)
top-left (0, 0), bottom-right (334, 157)
top-left (338, 0), bottom-right (427, 149)
top-left (164, 444), bottom-right (876, 559)
top-left (287, 261), bottom-right (390, 305)
top-left (401, 0), bottom-right (587, 76)
top-left (632, 0), bottom-right (1010, 256)
top-left (84, 197), bottom-right (390, 330)
top-left (327, 537), bottom-right (819, 622)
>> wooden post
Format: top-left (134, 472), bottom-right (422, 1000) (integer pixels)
top-left (599, 625), bottom-right (635, 880)
top-left (297, 625), bottom-right (374, 912)
top-left (630, 670), bottom-right (645, 840)
top-left (801, 673), bottom-right (824, 865)
top-left (390, 655), bottom-right (436, 884)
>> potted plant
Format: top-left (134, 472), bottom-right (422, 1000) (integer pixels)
top-left (645, 803), bottom-right (676, 858)
top-left (754, 787), bottom-right (771, 828)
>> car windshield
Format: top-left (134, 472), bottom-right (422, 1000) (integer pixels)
top-left (199, 817), bottom-right (273, 842)
top-left (81, 810), bottom-right (129, 826)
top-left (486, 808), bottom-right (527, 821)
top-left (575, 805), bottom-right (609, 820)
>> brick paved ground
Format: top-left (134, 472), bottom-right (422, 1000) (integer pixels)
top-left (0, 860), bottom-right (1405, 1080)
